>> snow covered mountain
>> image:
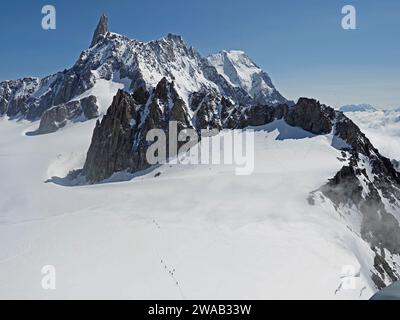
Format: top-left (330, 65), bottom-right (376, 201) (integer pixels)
top-left (1, 15), bottom-right (400, 299)
top-left (207, 50), bottom-right (286, 105)
top-left (0, 15), bottom-right (286, 134)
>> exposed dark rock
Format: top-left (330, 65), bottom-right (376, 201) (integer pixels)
top-left (35, 101), bottom-right (80, 134)
top-left (284, 98), bottom-right (335, 134)
top-left (80, 95), bottom-right (99, 119)
top-left (190, 91), bottom-right (222, 131)
top-left (361, 185), bottom-right (400, 255)
top-left (373, 249), bottom-right (400, 289)
top-left (90, 14), bottom-right (108, 47)
top-left (81, 78), bottom-right (193, 183)
top-left (335, 113), bottom-right (374, 156)
top-left (0, 77), bottom-right (40, 118)
top-left (81, 94), bottom-right (353, 185)
top-left (132, 86), bottom-right (149, 105)
top-left (321, 166), bottom-right (363, 207)
top-left (322, 159), bottom-right (400, 256)
top-left (241, 104), bottom-right (288, 128)
top-left (33, 95), bottom-right (98, 135)
top-left (0, 97), bottom-right (7, 115)
top-left (83, 90), bottom-right (140, 182)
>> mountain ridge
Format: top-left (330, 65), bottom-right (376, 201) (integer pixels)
top-left (0, 15), bottom-right (287, 133)
top-left (69, 76), bottom-right (400, 289)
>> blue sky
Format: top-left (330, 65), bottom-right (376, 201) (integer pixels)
top-left (0, 0), bottom-right (399, 107)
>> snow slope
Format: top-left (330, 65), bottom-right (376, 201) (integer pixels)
top-left (71, 76), bottom-right (126, 116)
top-left (0, 117), bottom-right (377, 299)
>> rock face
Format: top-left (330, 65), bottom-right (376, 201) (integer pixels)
top-left (36, 101), bottom-right (80, 134)
top-left (0, 97), bottom-right (7, 115)
top-left (285, 98), bottom-right (335, 134)
top-left (32, 95), bottom-right (98, 135)
top-left (80, 78), bottom-right (287, 183)
top-left (80, 94), bottom-right (386, 184)
top-left (80, 95), bottom-right (99, 119)
top-left (0, 78), bottom-right (40, 118)
top-left (90, 14), bottom-right (108, 47)
top-left (83, 91), bottom-right (139, 182)
top-left (82, 78), bottom-right (193, 182)
top-left (0, 67), bottom-right (93, 122)
top-left (190, 91), bottom-right (223, 131)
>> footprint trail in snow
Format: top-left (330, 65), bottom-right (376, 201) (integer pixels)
top-left (152, 219), bottom-right (185, 299)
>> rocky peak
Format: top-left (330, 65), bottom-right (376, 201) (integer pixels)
top-left (164, 33), bottom-right (185, 45)
top-left (79, 78), bottom-right (193, 183)
top-left (154, 77), bottom-right (174, 102)
top-left (90, 14), bottom-right (108, 47)
top-left (132, 86), bottom-right (149, 105)
top-left (285, 98), bottom-right (336, 134)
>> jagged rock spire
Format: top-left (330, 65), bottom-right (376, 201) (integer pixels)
top-left (90, 14), bottom-right (108, 47)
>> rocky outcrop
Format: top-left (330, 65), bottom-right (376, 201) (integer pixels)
top-left (83, 90), bottom-right (139, 182)
top-left (35, 101), bottom-right (80, 134)
top-left (80, 95), bottom-right (99, 119)
top-left (0, 77), bottom-right (40, 117)
top-left (80, 95), bottom-right (375, 183)
top-left (80, 78), bottom-right (193, 183)
top-left (0, 69), bottom-right (94, 121)
top-left (81, 77), bottom-right (293, 183)
top-left (190, 91), bottom-right (223, 131)
top-left (0, 97), bottom-right (7, 115)
top-left (321, 159), bottom-right (400, 289)
top-left (31, 95), bottom-right (98, 135)
top-left (285, 98), bottom-right (336, 134)
top-left (242, 104), bottom-right (288, 128)
top-left (90, 14), bottom-right (108, 47)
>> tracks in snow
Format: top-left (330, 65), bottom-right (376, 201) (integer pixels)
top-left (151, 218), bottom-right (186, 299)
